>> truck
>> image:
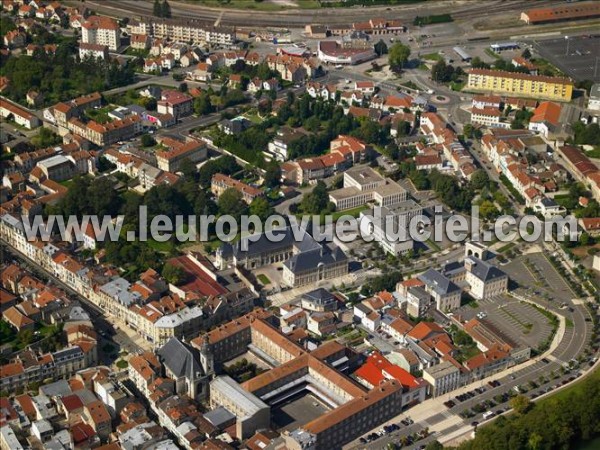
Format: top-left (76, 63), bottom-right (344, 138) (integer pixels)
top-left (482, 411), bottom-right (495, 420)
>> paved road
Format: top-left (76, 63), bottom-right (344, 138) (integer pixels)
top-left (1, 242), bottom-right (145, 356)
top-left (345, 290), bottom-right (597, 450)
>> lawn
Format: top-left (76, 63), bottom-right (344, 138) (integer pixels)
top-left (124, 47), bottom-right (150, 58)
top-left (60, 179), bottom-right (75, 189)
top-left (421, 53), bottom-right (443, 62)
top-left (331, 206), bottom-right (368, 221)
top-left (147, 238), bottom-right (176, 253)
top-left (498, 242), bottom-right (516, 253)
top-left (530, 58), bottom-right (565, 77)
top-left (542, 366), bottom-right (600, 404)
top-left (585, 147), bottom-right (600, 159)
top-left (450, 80), bottom-right (466, 91)
top-left (85, 106), bottom-right (113, 124)
top-left (257, 274), bottom-right (271, 285)
top-left (116, 359), bottom-right (128, 369)
top-left (243, 111), bottom-right (264, 124)
top-left (484, 48), bottom-right (502, 60)
top-left (399, 80), bottom-right (419, 91)
top-left (38, 323), bottom-right (60, 338)
top-left (426, 239), bottom-right (441, 252)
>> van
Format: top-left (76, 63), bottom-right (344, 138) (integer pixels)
top-left (482, 411), bottom-right (495, 420)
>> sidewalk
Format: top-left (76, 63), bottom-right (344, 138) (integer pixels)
top-left (443, 346), bottom-right (600, 447)
top-left (369, 308), bottom-right (566, 440)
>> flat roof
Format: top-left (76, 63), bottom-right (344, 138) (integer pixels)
top-left (344, 166), bottom-right (384, 185)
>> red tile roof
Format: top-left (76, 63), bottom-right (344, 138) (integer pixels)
top-left (530, 101), bottom-right (561, 126)
top-left (523, 3), bottom-right (600, 24)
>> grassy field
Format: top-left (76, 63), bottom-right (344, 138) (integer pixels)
top-left (421, 53), bottom-right (443, 62)
top-left (586, 147), bottom-right (600, 159)
top-left (331, 206), bottom-right (367, 221)
top-left (530, 58), bottom-right (566, 78)
top-left (498, 241), bottom-right (516, 253)
top-left (257, 274), bottom-right (271, 285)
top-left (85, 106), bottom-right (113, 124)
top-left (484, 48), bottom-right (502, 60)
top-left (426, 239), bottom-right (441, 252)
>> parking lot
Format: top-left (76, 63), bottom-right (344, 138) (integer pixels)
top-left (457, 294), bottom-right (553, 350)
top-left (503, 253), bottom-right (575, 301)
top-left (531, 35), bottom-right (600, 82)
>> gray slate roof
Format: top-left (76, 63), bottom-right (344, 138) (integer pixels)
top-left (465, 256), bottom-right (507, 282)
top-left (302, 288), bottom-right (335, 306)
top-left (418, 269), bottom-right (460, 296)
top-left (203, 406), bottom-right (235, 428)
top-left (284, 245), bottom-right (347, 274)
top-left (157, 337), bottom-right (203, 380)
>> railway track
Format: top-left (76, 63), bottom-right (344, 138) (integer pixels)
top-left (77, 0), bottom-right (561, 28)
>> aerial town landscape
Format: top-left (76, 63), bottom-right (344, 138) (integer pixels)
top-left (0, 0), bottom-right (600, 449)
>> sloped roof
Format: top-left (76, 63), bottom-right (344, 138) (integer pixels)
top-left (157, 337), bottom-right (203, 380)
top-left (465, 256), bottom-right (507, 282)
top-left (418, 269), bottom-right (460, 296)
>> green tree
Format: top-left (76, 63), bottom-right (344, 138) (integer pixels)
top-left (470, 170), bottom-right (489, 190)
top-left (31, 127), bottom-right (62, 148)
top-left (305, 115), bottom-right (320, 132)
top-left (471, 56), bottom-right (489, 69)
top-left (141, 134), bottom-right (156, 147)
top-left (153, 0), bottom-right (162, 17)
top-left (0, 16), bottom-right (16, 42)
top-left (521, 48), bottom-right (532, 59)
top-left (263, 163), bottom-right (281, 189)
top-left (249, 197), bottom-right (273, 221)
top-left (431, 60), bottom-right (454, 83)
top-left (161, 0), bottom-right (172, 18)
top-left (300, 181), bottom-right (330, 214)
top-left (425, 442), bottom-right (444, 450)
top-left (463, 123), bottom-right (474, 138)
top-left (97, 156), bottom-right (116, 173)
top-left (162, 262), bottom-right (186, 285)
top-left (479, 200), bottom-right (499, 220)
top-left (389, 43), bottom-right (411, 71)
top-left (194, 93), bottom-right (213, 115)
top-left (256, 62), bottom-right (273, 80)
top-left (510, 394), bottom-right (531, 414)
top-left (218, 188), bottom-right (248, 217)
top-left (374, 39), bottom-right (388, 56)
top-left (140, 96), bottom-right (157, 111)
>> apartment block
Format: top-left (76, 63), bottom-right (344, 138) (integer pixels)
top-left (422, 360), bottom-right (462, 396)
top-left (155, 137), bottom-right (207, 172)
top-left (128, 17), bottom-right (235, 46)
top-left (211, 174), bottom-right (263, 205)
top-left (467, 69), bottom-right (573, 101)
top-left (81, 15), bottom-right (120, 51)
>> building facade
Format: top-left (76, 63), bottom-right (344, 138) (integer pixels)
top-left (467, 69), bottom-right (573, 101)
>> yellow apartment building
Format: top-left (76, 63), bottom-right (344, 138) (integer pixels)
top-left (467, 69), bottom-right (573, 101)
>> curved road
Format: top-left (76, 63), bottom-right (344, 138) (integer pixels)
top-left (347, 284), bottom-right (596, 450)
